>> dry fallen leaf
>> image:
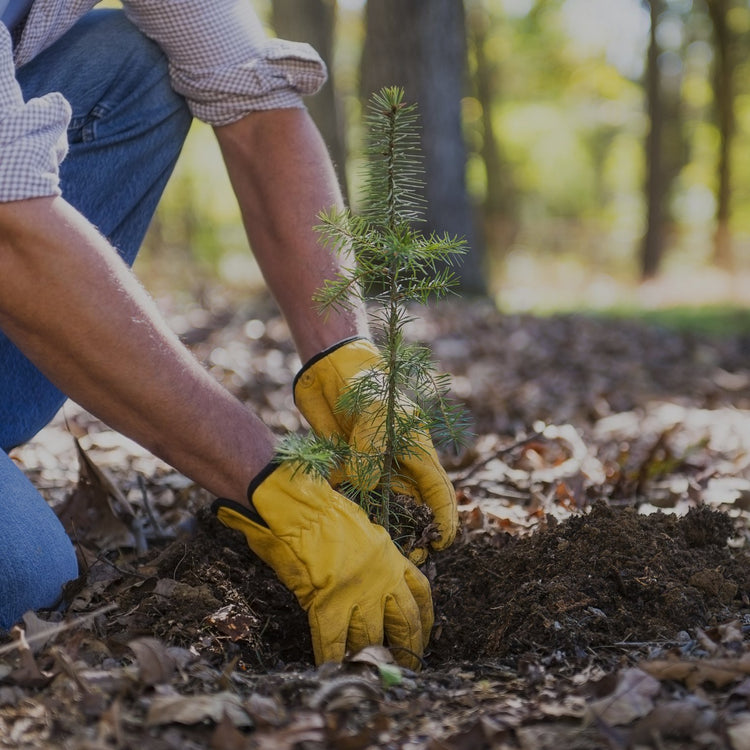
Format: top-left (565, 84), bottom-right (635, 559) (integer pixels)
top-left (208, 604), bottom-right (260, 643)
top-left (640, 656), bottom-right (750, 690)
top-left (631, 699), bottom-right (717, 745)
top-left (245, 692), bottom-right (288, 728)
top-left (727, 716), bottom-right (750, 750)
top-left (56, 439), bottom-right (137, 552)
top-left (7, 627), bottom-right (54, 689)
top-left (251, 713), bottom-right (325, 750)
top-left (210, 711), bottom-right (249, 750)
top-left (145, 691), bottom-right (251, 728)
top-left (128, 637), bottom-right (177, 686)
top-left (586, 667), bottom-right (661, 726)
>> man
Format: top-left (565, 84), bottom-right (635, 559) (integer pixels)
top-left (0, 1), bottom-right (457, 669)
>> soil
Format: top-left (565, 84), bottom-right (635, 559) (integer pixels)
top-left (430, 503), bottom-right (749, 664)
top-left (4, 295), bottom-right (750, 749)
top-left (83, 500), bottom-right (750, 677)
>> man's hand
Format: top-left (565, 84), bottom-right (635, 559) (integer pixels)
top-left (212, 462), bottom-right (433, 669)
top-left (293, 338), bottom-right (458, 561)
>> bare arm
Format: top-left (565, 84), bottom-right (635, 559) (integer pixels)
top-left (0, 196), bottom-right (274, 503)
top-left (214, 107), bottom-right (368, 362)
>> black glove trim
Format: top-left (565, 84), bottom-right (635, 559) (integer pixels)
top-left (247, 459), bottom-right (282, 499)
top-left (292, 336), bottom-right (367, 396)
top-left (211, 496), bottom-right (269, 529)
top-left (211, 460), bottom-right (283, 529)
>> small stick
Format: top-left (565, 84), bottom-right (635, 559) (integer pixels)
top-left (0, 603), bottom-right (117, 657)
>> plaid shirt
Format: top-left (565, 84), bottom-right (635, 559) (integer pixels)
top-left (0, 0), bottom-right (327, 201)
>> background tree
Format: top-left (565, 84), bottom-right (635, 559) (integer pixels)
top-left (465, 0), bottom-right (518, 261)
top-left (142, 0), bottom-right (750, 305)
top-left (271, 0), bottom-right (350, 202)
top-left (705, 0), bottom-right (742, 269)
top-left (360, 0), bottom-right (486, 294)
top-left (640, 0), bottom-right (688, 279)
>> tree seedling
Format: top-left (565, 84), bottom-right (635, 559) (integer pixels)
top-left (278, 86), bottom-right (470, 554)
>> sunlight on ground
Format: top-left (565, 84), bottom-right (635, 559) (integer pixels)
top-left (497, 258), bottom-right (750, 317)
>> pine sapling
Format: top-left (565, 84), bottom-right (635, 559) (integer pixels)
top-left (278, 86), bottom-right (470, 550)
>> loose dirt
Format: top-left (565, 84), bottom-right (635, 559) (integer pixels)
top-left (91, 499), bottom-right (750, 678)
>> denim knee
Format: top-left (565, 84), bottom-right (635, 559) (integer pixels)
top-left (0, 452), bottom-right (78, 630)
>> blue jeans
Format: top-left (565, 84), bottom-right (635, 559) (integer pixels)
top-left (0, 10), bottom-right (192, 628)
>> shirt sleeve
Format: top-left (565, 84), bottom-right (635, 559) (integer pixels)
top-left (120, 0), bottom-right (328, 126)
top-left (0, 24), bottom-right (70, 202)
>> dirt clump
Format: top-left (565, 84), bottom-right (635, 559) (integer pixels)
top-left (428, 502), bottom-right (750, 665)
top-left (105, 508), bottom-right (311, 670)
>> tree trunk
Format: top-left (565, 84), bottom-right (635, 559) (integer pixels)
top-left (641, 0), bottom-right (666, 280)
top-left (271, 0), bottom-right (349, 203)
top-left (706, 0), bottom-right (736, 269)
top-left (361, 0), bottom-right (486, 294)
top-left (466, 1), bottom-right (518, 261)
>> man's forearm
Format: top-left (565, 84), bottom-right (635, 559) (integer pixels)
top-left (214, 108), bottom-right (368, 362)
top-left (0, 196), bottom-right (274, 503)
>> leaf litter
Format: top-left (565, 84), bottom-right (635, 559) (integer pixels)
top-left (4, 291), bottom-right (750, 749)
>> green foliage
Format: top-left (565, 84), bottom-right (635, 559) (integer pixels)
top-left (598, 305), bottom-right (750, 337)
top-left (274, 432), bottom-right (349, 482)
top-left (279, 86), bottom-right (470, 531)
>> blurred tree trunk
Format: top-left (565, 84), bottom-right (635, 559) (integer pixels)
top-left (641, 0), bottom-right (666, 280)
top-left (361, 0), bottom-right (486, 294)
top-left (706, 0), bottom-right (737, 269)
top-left (271, 0), bottom-right (349, 203)
top-left (466, 1), bottom-right (517, 260)
top-left (641, 0), bottom-right (688, 280)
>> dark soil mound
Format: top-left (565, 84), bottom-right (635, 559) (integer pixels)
top-left (429, 502), bottom-right (750, 664)
top-left (107, 502), bottom-right (749, 672)
top-left (113, 507), bottom-right (312, 670)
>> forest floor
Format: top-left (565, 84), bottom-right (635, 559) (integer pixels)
top-left (3, 291), bottom-right (750, 750)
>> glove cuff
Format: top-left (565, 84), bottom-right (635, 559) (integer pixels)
top-left (211, 459), bottom-right (283, 528)
top-left (293, 336), bottom-right (367, 395)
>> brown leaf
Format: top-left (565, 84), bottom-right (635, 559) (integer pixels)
top-left (128, 637), bottom-right (177, 686)
top-left (728, 717), bottom-right (750, 750)
top-left (211, 711), bottom-right (250, 750)
top-left (56, 439), bottom-right (137, 551)
top-left (586, 667), bottom-right (660, 726)
top-left (251, 713), bottom-right (325, 750)
top-left (640, 656), bottom-right (750, 690)
top-left (208, 604), bottom-right (260, 643)
top-left (145, 692), bottom-right (251, 728)
top-left (632, 699), bottom-right (716, 744)
top-left (7, 627), bottom-right (53, 688)
top-left (245, 693), bottom-right (288, 728)
top-left (20, 612), bottom-right (58, 654)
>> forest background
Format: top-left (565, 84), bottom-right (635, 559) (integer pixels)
top-left (136, 0), bottom-right (750, 317)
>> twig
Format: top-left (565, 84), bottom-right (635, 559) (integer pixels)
top-left (388, 645), bottom-right (427, 671)
top-left (0, 603), bottom-right (117, 657)
top-left (95, 552), bottom-right (149, 580)
top-left (137, 474), bottom-right (168, 538)
top-left (454, 431), bottom-right (545, 483)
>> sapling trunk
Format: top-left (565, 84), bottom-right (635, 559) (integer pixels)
top-left (278, 86), bottom-right (470, 551)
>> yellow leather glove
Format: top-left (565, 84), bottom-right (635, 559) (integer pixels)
top-left (211, 462), bottom-right (433, 669)
top-left (293, 337), bottom-right (458, 560)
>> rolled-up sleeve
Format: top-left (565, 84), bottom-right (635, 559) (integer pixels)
top-left (0, 24), bottom-right (70, 202)
top-left (121, 0), bottom-right (328, 126)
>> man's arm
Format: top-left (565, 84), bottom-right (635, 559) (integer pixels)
top-left (214, 107), bottom-right (368, 362)
top-left (0, 196), bottom-right (274, 503)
